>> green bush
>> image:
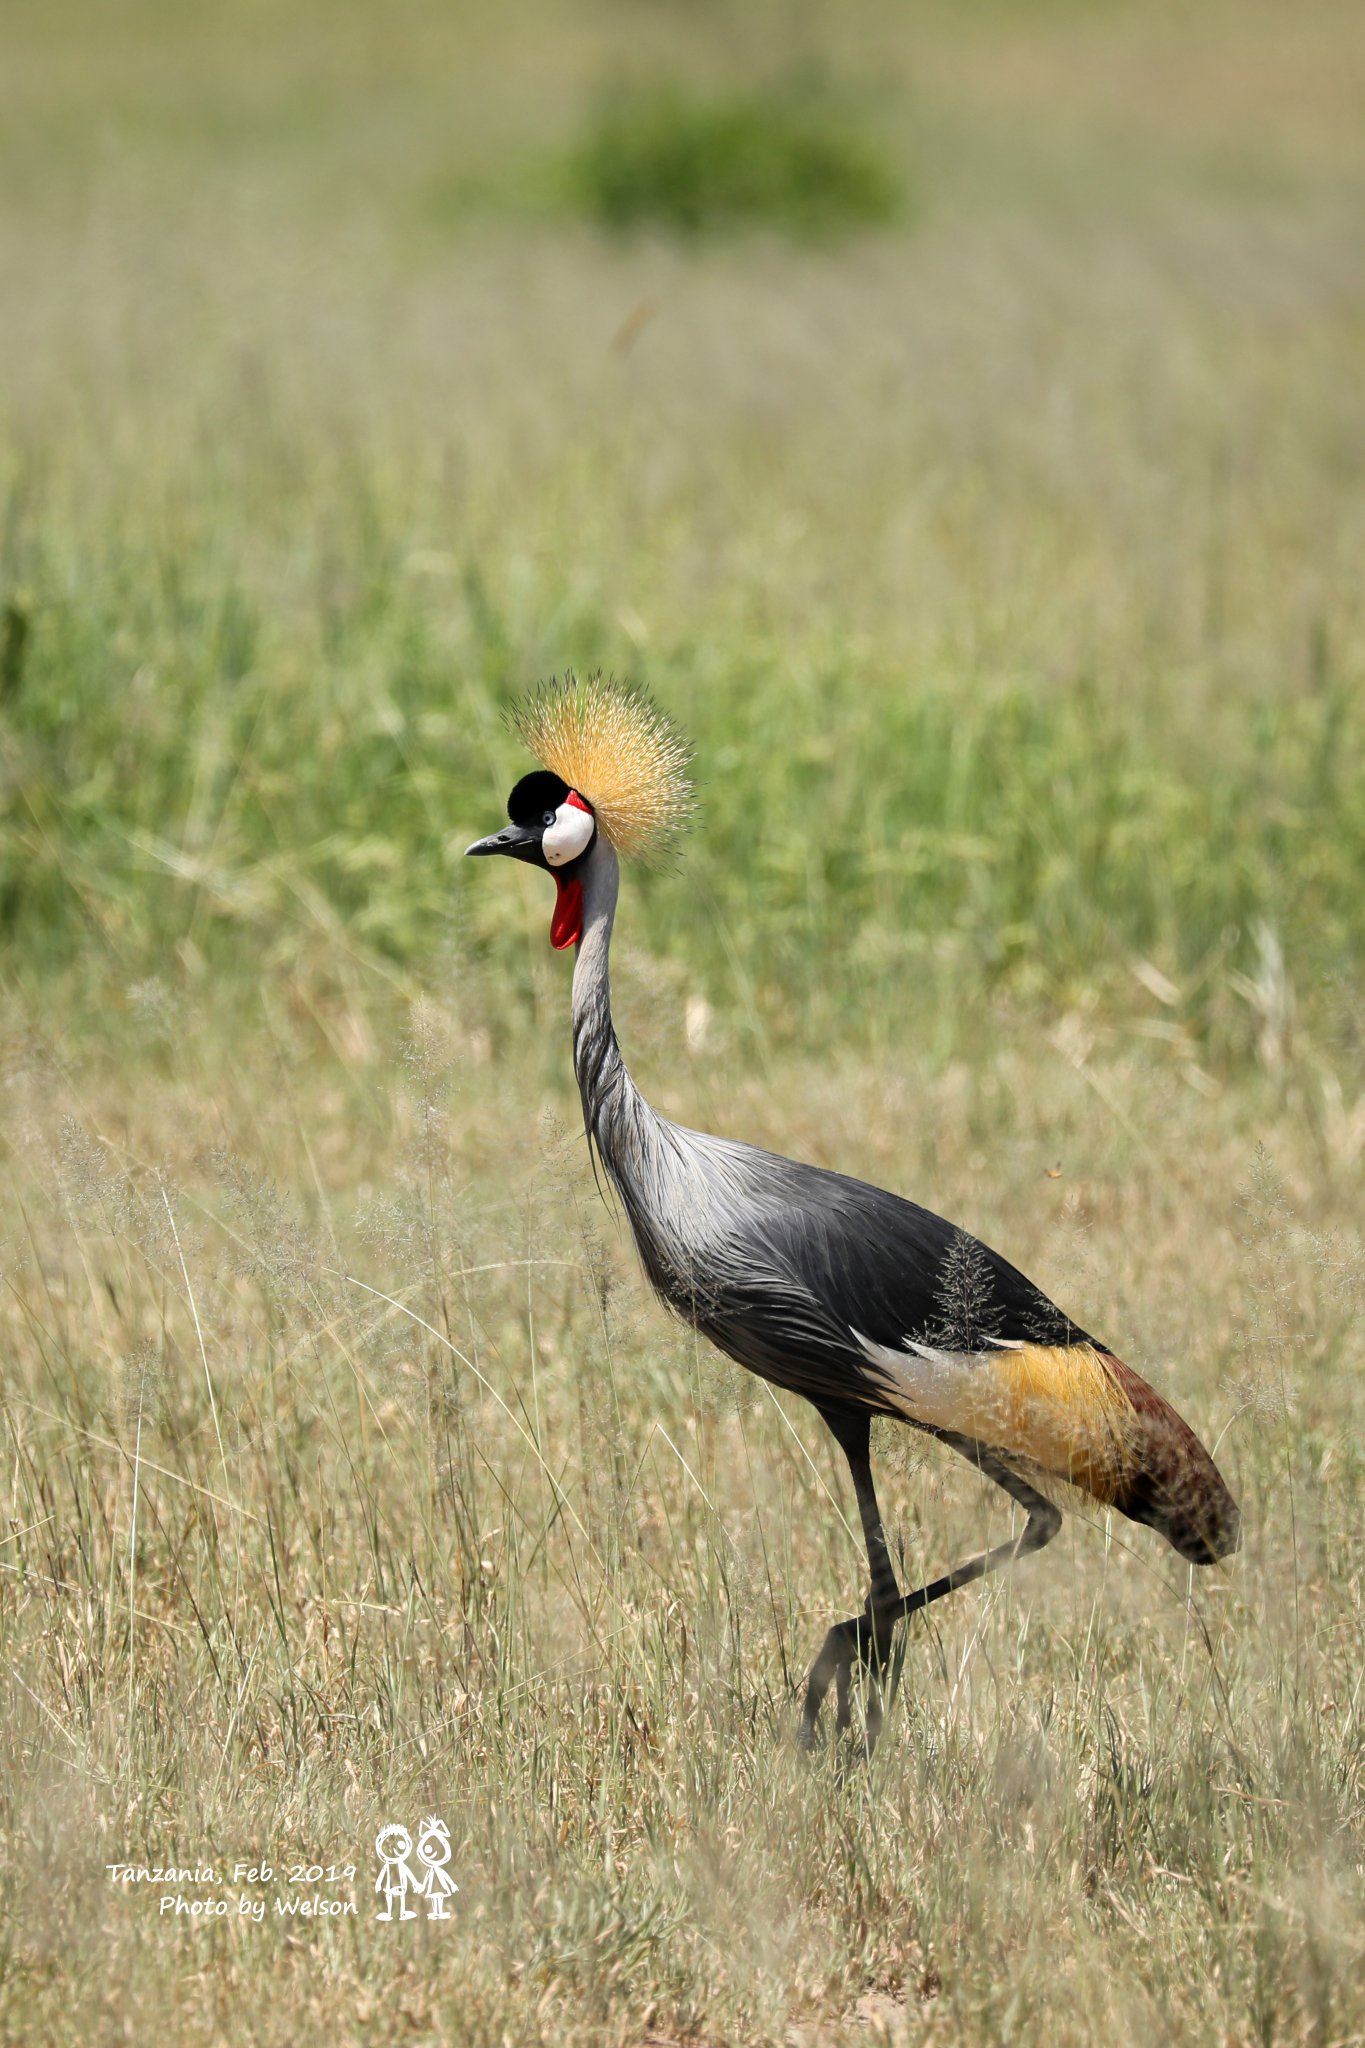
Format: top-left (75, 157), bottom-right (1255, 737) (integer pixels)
top-left (570, 80), bottom-right (901, 239)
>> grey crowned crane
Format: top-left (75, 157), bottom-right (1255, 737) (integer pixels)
top-left (466, 675), bottom-right (1240, 1751)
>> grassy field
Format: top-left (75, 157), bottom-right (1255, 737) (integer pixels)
top-left (2, 2), bottom-right (1365, 2041)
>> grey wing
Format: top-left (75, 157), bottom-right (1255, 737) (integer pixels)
top-left (618, 1123), bottom-right (1095, 1415)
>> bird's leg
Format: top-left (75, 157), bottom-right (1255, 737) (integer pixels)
top-left (800, 1410), bottom-right (903, 1753)
top-left (890, 1436), bottom-right (1063, 1633)
top-left (799, 1424), bottom-right (1063, 1756)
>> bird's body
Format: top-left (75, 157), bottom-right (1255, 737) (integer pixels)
top-left (469, 678), bottom-right (1240, 1750)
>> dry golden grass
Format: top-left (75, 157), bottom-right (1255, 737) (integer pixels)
top-left (1, 1002), bottom-right (1363, 2045)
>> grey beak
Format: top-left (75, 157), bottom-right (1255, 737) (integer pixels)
top-left (465, 823), bottom-right (542, 858)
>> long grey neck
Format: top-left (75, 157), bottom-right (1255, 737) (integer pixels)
top-left (570, 837), bottom-right (651, 1169)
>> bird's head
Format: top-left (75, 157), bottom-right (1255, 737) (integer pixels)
top-left (465, 770), bottom-right (599, 949)
top-left (465, 673), bottom-right (694, 952)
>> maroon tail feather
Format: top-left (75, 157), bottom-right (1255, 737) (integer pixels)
top-left (1103, 1352), bottom-right (1240, 1563)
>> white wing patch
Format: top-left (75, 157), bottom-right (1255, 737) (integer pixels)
top-left (851, 1330), bottom-right (991, 1434)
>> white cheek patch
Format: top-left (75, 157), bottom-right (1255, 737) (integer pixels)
top-left (542, 800), bottom-right (595, 867)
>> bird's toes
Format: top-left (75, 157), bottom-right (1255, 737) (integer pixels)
top-left (794, 1715), bottom-right (825, 1756)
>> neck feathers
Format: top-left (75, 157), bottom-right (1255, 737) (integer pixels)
top-left (570, 839), bottom-right (647, 1167)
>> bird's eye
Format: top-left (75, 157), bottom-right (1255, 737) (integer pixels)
top-left (542, 810), bottom-right (556, 827)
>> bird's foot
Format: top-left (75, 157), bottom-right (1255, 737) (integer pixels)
top-left (797, 1608), bottom-right (893, 1760)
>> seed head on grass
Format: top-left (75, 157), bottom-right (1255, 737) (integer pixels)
top-left (120, 1343), bottom-right (165, 1438)
top-left (127, 977), bottom-right (183, 1040)
top-left (56, 1116), bottom-right (182, 1266)
top-left (210, 1149), bottom-right (332, 1321)
top-left (401, 997), bottom-right (461, 1193)
top-left (927, 1229), bottom-right (1004, 1353)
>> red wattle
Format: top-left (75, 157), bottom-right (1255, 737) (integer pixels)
top-left (551, 875), bottom-right (584, 950)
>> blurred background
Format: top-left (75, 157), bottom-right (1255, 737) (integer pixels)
top-left (1, 0), bottom-right (1363, 1082)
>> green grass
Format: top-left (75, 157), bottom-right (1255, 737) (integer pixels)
top-left (5, 485), bottom-right (1365, 1074)
top-left (2, 2), bottom-right (1365, 2042)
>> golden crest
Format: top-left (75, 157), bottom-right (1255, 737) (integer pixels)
top-left (508, 673), bottom-right (694, 866)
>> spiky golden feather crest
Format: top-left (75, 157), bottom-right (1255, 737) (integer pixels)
top-left (508, 673), bottom-right (694, 866)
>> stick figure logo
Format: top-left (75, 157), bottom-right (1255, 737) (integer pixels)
top-left (414, 1818), bottom-right (459, 1920)
top-left (374, 1824), bottom-right (419, 1921)
top-left (374, 1818), bottom-right (458, 1922)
